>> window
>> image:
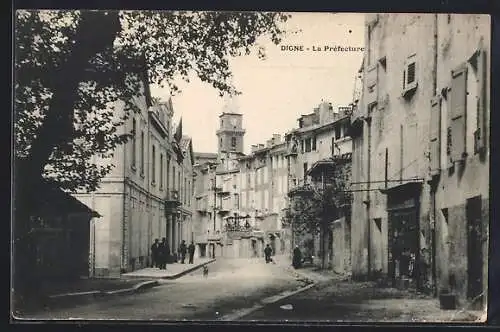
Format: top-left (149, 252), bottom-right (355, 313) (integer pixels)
top-left (448, 63), bottom-right (468, 163)
top-left (403, 54), bottom-right (418, 96)
top-left (234, 193), bottom-right (239, 210)
top-left (367, 24), bottom-right (376, 66)
top-left (469, 48), bottom-right (487, 154)
top-left (303, 162), bottom-right (308, 180)
top-left (305, 138), bottom-right (312, 152)
top-left (140, 131), bottom-right (145, 174)
top-left (160, 154), bottom-right (164, 189)
top-left (231, 137), bottom-right (237, 148)
top-left (132, 119), bottom-right (137, 168)
top-left (312, 136), bottom-right (317, 151)
top-left (335, 124), bottom-right (341, 140)
top-left (166, 157), bottom-right (170, 191)
top-left (152, 145), bottom-right (156, 183)
top-left (429, 97), bottom-right (441, 175)
top-left (301, 140), bottom-right (304, 153)
top-left (185, 178), bottom-right (188, 204)
top-left (172, 166), bottom-right (176, 194)
top-left (220, 137), bottom-right (223, 148)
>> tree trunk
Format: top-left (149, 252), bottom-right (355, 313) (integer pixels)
top-left (13, 11), bottom-right (121, 308)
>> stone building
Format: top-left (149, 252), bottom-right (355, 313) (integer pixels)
top-left (74, 75), bottom-right (195, 277)
top-left (192, 108), bottom-right (293, 259)
top-left (284, 101), bottom-right (353, 270)
top-left (349, 14), bottom-right (489, 309)
top-left (192, 152), bottom-right (218, 258)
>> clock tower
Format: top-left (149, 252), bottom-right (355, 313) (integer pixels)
top-left (216, 112), bottom-right (245, 154)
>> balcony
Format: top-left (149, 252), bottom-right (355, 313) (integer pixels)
top-left (285, 146), bottom-right (298, 157)
top-left (165, 190), bottom-right (181, 209)
top-left (365, 64), bottom-right (379, 108)
top-left (217, 199), bottom-right (232, 213)
top-left (287, 180), bottom-right (315, 198)
top-left (195, 197), bottom-right (208, 213)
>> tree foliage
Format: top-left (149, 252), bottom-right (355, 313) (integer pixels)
top-left (14, 10), bottom-right (291, 193)
top-left (283, 160), bottom-right (352, 236)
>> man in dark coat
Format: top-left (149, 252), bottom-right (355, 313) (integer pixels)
top-left (151, 238), bottom-right (160, 268)
top-left (264, 244), bottom-right (273, 263)
top-left (179, 240), bottom-right (187, 264)
top-left (293, 245), bottom-right (303, 269)
top-left (159, 238), bottom-right (170, 270)
top-left (188, 241), bottom-right (196, 264)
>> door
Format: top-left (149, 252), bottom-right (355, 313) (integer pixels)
top-left (388, 209), bottom-right (419, 284)
top-left (466, 196), bottom-right (483, 307)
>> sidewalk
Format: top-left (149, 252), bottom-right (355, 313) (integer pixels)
top-left (272, 255), bottom-right (347, 284)
top-left (13, 278), bottom-right (159, 317)
top-left (122, 258), bottom-right (216, 279)
top-left (14, 259), bottom-right (215, 317)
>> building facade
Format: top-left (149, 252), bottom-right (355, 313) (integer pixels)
top-left (350, 13), bottom-right (489, 309)
top-left (192, 152), bottom-right (218, 258)
top-left (74, 77), bottom-right (195, 277)
top-left (284, 101), bottom-right (353, 271)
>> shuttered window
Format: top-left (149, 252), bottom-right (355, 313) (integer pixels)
top-left (429, 97), bottom-right (441, 174)
top-left (475, 48), bottom-right (487, 153)
top-left (448, 64), bottom-right (468, 163)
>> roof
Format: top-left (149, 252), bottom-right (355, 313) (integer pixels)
top-left (35, 181), bottom-right (100, 219)
top-left (194, 152), bottom-right (218, 159)
top-left (180, 135), bottom-right (195, 166)
top-left (219, 112), bottom-right (242, 117)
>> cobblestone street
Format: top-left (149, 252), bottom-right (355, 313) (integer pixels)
top-left (20, 257), bottom-right (307, 321)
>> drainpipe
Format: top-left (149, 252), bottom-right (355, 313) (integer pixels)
top-left (147, 112), bottom-right (152, 268)
top-left (321, 168), bottom-right (326, 270)
top-left (366, 116), bottom-right (372, 279)
top-left (122, 125), bottom-right (127, 273)
top-left (91, 191), bottom-right (96, 278)
top-left (431, 13), bottom-right (438, 296)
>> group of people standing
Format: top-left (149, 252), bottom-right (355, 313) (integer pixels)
top-left (151, 238), bottom-right (197, 269)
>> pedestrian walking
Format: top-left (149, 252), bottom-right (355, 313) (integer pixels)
top-left (159, 238), bottom-right (170, 270)
top-left (151, 238), bottom-right (160, 268)
top-left (179, 240), bottom-right (187, 264)
top-left (264, 244), bottom-right (273, 263)
top-left (188, 241), bottom-right (196, 264)
top-left (292, 245), bottom-right (302, 269)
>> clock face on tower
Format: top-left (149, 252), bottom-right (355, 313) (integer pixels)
top-left (230, 117), bottom-right (238, 127)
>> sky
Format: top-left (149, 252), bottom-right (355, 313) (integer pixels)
top-left (150, 12), bottom-right (365, 155)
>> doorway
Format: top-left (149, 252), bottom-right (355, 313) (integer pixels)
top-left (251, 239), bottom-right (257, 257)
top-left (466, 196), bottom-right (484, 308)
top-left (388, 208), bottom-right (419, 287)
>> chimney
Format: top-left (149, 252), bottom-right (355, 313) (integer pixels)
top-left (266, 139), bottom-right (273, 148)
top-left (258, 144), bottom-right (265, 149)
top-left (273, 134), bottom-right (281, 144)
top-left (251, 145), bottom-right (258, 153)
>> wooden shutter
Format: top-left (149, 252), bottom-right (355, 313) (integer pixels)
top-left (475, 48), bottom-right (487, 153)
top-left (449, 64), bottom-right (468, 162)
top-left (429, 97), bottom-right (441, 175)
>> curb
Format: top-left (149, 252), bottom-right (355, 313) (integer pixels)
top-left (105, 280), bottom-right (160, 296)
top-left (220, 281), bottom-right (317, 321)
top-left (161, 259), bottom-right (216, 280)
top-left (47, 280), bottom-right (160, 302)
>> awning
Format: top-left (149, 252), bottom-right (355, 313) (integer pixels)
top-left (306, 154), bottom-right (352, 177)
top-left (379, 180), bottom-right (423, 196)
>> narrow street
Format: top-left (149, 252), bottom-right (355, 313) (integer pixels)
top-left (23, 257), bottom-right (308, 321)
